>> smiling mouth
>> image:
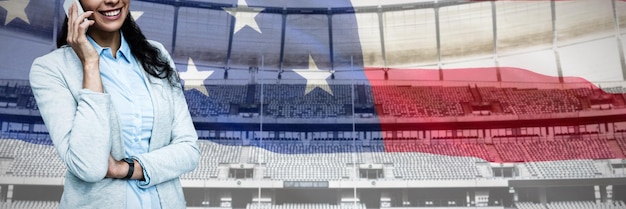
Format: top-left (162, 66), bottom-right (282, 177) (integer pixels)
top-left (101, 9), bottom-right (121, 17)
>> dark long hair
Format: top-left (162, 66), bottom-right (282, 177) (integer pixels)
top-left (57, 13), bottom-right (178, 84)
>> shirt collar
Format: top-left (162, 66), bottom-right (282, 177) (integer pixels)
top-left (86, 32), bottom-right (132, 63)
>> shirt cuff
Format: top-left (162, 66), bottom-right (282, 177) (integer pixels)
top-left (79, 88), bottom-right (106, 95)
top-left (131, 156), bottom-right (151, 186)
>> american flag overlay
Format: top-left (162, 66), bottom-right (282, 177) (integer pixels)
top-left (2, 0), bottom-right (626, 208)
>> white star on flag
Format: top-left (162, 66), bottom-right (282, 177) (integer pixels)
top-left (179, 57), bottom-right (213, 96)
top-left (131, 11), bottom-right (144, 21)
top-left (293, 55), bottom-right (334, 96)
top-left (0, 0), bottom-right (30, 26)
top-left (223, 0), bottom-right (264, 34)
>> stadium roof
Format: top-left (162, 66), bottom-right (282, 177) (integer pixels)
top-left (141, 0), bottom-right (471, 14)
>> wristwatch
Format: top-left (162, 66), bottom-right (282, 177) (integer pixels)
top-left (123, 158), bottom-right (134, 179)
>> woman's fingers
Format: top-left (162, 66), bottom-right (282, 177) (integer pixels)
top-left (65, 2), bottom-right (98, 64)
top-left (77, 12), bottom-right (95, 34)
top-left (66, 3), bottom-right (74, 43)
top-left (67, 3), bottom-right (93, 44)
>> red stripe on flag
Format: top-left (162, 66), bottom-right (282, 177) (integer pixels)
top-left (365, 67), bottom-right (625, 163)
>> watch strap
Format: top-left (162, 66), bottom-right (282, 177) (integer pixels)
top-left (123, 158), bottom-right (134, 179)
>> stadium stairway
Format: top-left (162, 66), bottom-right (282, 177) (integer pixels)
top-left (579, 98), bottom-right (591, 109)
top-left (246, 84), bottom-right (256, 104)
top-left (593, 161), bottom-right (612, 176)
top-left (218, 165), bottom-right (230, 179)
top-left (240, 146), bottom-right (251, 163)
top-left (361, 151), bottom-right (373, 164)
top-left (607, 140), bottom-right (626, 159)
top-left (485, 145), bottom-right (503, 162)
top-left (383, 165), bottom-right (395, 180)
top-left (476, 163), bottom-right (493, 178)
top-left (613, 94), bottom-right (626, 107)
top-left (470, 85), bottom-right (482, 102)
top-left (518, 164), bottom-right (538, 177)
top-left (254, 166), bottom-right (265, 180)
top-left (346, 166), bottom-right (357, 179)
top-left (356, 84), bottom-right (367, 105)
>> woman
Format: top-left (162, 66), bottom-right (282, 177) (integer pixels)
top-left (29, 0), bottom-right (199, 208)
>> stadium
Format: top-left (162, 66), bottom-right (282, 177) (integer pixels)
top-left (2, 0), bottom-right (626, 209)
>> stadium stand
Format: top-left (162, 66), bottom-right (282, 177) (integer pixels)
top-left (494, 138), bottom-right (614, 162)
top-left (1, 133), bottom-right (621, 181)
top-left (0, 201), bottom-right (59, 209)
top-left (617, 137), bottom-right (626, 156)
top-left (2, 82), bottom-right (624, 119)
top-left (181, 141), bottom-right (241, 180)
top-left (257, 84), bottom-right (352, 118)
top-left (478, 87), bottom-right (591, 114)
top-left (184, 85), bottom-right (247, 117)
top-left (371, 146), bottom-right (483, 180)
top-left (375, 143), bottom-right (492, 162)
top-left (546, 201), bottom-right (626, 209)
top-left (531, 160), bottom-right (601, 179)
top-left (0, 139), bottom-right (64, 178)
top-left (264, 163), bottom-right (348, 181)
top-left (524, 139), bottom-right (614, 161)
top-left (369, 86), bottom-right (471, 117)
top-left (198, 137), bottom-right (244, 145)
top-left (247, 144), bottom-right (362, 180)
top-left (494, 142), bottom-right (529, 162)
top-left (515, 202), bottom-right (546, 209)
top-left (516, 201), bottom-right (626, 209)
top-left (246, 203), bottom-right (367, 209)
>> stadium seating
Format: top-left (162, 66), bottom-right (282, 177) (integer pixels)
top-left (494, 142), bottom-right (528, 162)
top-left (377, 143), bottom-right (492, 162)
top-left (198, 141), bottom-right (242, 163)
top-left (257, 84), bottom-right (352, 118)
top-left (546, 201), bottom-right (626, 209)
top-left (182, 141), bottom-right (241, 180)
top-left (2, 131), bottom-right (52, 146)
top-left (184, 85), bottom-right (247, 117)
top-left (531, 160), bottom-right (601, 179)
top-left (601, 87), bottom-right (626, 94)
top-left (494, 138), bottom-right (614, 162)
top-left (369, 86), bottom-right (472, 117)
top-left (247, 144), bottom-right (362, 180)
top-left (523, 139), bottom-right (614, 161)
top-left (0, 139), bottom-right (64, 178)
top-left (0, 201), bottom-right (59, 209)
top-left (616, 137), bottom-right (626, 156)
top-left (1, 82), bottom-right (621, 118)
top-left (246, 203), bottom-right (366, 209)
top-left (0, 133), bottom-right (619, 181)
top-left (264, 164), bottom-right (348, 181)
top-left (371, 145), bottom-right (483, 180)
top-left (515, 202), bottom-right (545, 209)
top-left (516, 201), bottom-right (626, 209)
top-left (1, 82), bottom-right (625, 182)
top-left (199, 137), bottom-right (244, 145)
top-left (479, 87), bottom-right (591, 114)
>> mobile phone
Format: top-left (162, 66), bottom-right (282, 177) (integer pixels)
top-left (63, 0), bottom-right (84, 18)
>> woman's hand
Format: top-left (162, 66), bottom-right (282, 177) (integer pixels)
top-left (106, 155), bottom-right (145, 180)
top-left (67, 2), bottom-right (104, 92)
top-left (66, 2), bottom-right (96, 65)
top-left (106, 155), bottom-right (126, 178)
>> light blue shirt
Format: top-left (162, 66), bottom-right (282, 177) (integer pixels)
top-left (87, 33), bottom-right (161, 209)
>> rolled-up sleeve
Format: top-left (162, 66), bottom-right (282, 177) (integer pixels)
top-left (133, 83), bottom-right (200, 188)
top-left (132, 42), bottom-right (200, 188)
top-left (30, 56), bottom-right (112, 182)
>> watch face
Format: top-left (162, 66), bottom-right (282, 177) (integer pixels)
top-left (124, 158), bottom-right (134, 164)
